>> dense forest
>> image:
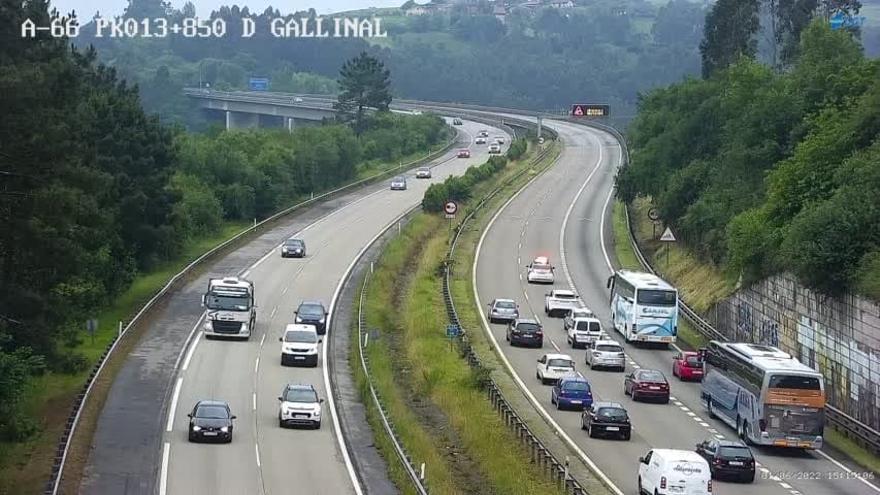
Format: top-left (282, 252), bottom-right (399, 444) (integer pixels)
top-left (0, 0), bottom-right (446, 441)
top-left (619, 9), bottom-right (880, 300)
top-left (72, 0), bottom-right (710, 126)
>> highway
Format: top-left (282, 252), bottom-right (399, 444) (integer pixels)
top-left (472, 119), bottom-right (880, 495)
top-left (159, 118), bottom-right (510, 495)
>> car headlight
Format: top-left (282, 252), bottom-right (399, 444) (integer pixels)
top-left (282, 247), bottom-right (288, 252)
top-left (313, 409), bottom-right (321, 417)
top-left (204, 321), bottom-right (213, 331)
top-left (193, 426), bottom-right (202, 431)
top-left (220, 426), bottom-right (229, 432)
top-left (295, 316), bottom-right (302, 323)
top-left (240, 323), bottom-right (248, 333)
top-left (318, 317), bottom-right (325, 323)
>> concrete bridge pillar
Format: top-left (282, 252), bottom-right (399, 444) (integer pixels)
top-left (287, 117), bottom-right (295, 133)
top-left (225, 111), bottom-right (260, 130)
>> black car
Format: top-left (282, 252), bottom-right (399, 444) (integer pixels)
top-left (506, 318), bottom-right (543, 347)
top-left (581, 401), bottom-right (631, 440)
top-left (695, 438), bottom-right (756, 482)
top-left (295, 300), bottom-right (328, 334)
top-left (281, 238), bottom-right (306, 258)
top-left (188, 400), bottom-right (236, 443)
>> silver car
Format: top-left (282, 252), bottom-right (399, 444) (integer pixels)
top-left (585, 340), bottom-right (626, 371)
top-left (415, 167), bottom-right (432, 179)
top-left (487, 298), bottom-right (519, 323)
top-left (390, 176), bottom-right (407, 190)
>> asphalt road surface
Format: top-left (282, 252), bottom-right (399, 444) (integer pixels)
top-left (160, 119), bottom-right (509, 495)
top-left (473, 119), bottom-right (880, 495)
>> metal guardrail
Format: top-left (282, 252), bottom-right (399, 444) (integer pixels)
top-left (440, 142), bottom-right (590, 495)
top-left (356, 239), bottom-right (430, 495)
top-left (615, 132), bottom-right (880, 457)
top-left (45, 134), bottom-right (460, 495)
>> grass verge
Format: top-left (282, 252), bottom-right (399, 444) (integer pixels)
top-left (611, 196), bottom-right (879, 473)
top-left (354, 144), bottom-right (567, 494)
top-left (0, 137), bottom-right (454, 495)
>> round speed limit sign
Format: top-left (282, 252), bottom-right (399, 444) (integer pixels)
top-left (444, 201), bottom-right (458, 216)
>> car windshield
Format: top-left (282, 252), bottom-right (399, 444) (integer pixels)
top-left (284, 388), bottom-right (318, 403)
top-left (516, 323), bottom-right (540, 332)
top-left (195, 405), bottom-right (228, 419)
top-left (719, 446), bottom-right (753, 459)
top-left (636, 289), bottom-right (676, 306)
top-left (597, 407), bottom-right (627, 420)
top-left (284, 240), bottom-right (303, 247)
top-left (563, 381), bottom-right (589, 391)
top-left (548, 358), bottom-right (573, 368)
top-left (284, 331), bottom-right (317, 343)
top-left (495, 301), bottom-right (516, 309)
top-left (685, 356), bottom-right (703, 367)
top-left (298, 304), bottom-right (324, 317)
top-left (555, 293), bottom-right (576, 299)
top-left (419, 168), bottom-right (429, 172)
top-left (638, 371), bottom-right (665, 382)
top-left (596, 344), bottom-right (622, 353)
top-left (206, 294), bottom-right (250, 311)
top-left (533, 264), bottom-right (551, 270)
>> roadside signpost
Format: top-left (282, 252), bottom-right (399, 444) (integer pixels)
top-left (446, 324), bottom-right (461, 351)
top-left (648, 208), bottom-right (661, 238)
top-left (444, 200), bottom-right (458, 219)
top-left (248, 77), bottom-right (269, 91)
top-left (659, 226), bottom-right (676, 268)
top-left (570, 103), bottom-right (610, 117)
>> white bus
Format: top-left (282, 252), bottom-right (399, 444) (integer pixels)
top-left (700, 341), bottom-right (825, 449)
top-left (606, 270), bottom-right (679, 345)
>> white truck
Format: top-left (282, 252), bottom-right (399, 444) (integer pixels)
top-left (544, 289), bottom-right (580, 317)
top-left (202, 276), bottom-right (256, 339)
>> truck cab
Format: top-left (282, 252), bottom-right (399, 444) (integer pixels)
top-left (202, 276), bottom-right (256, 340)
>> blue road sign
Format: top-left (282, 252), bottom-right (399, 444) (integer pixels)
top-left (249, 77), bottom-right (269, 91)
top-left (830, 12), bottom-right (865, 30)
top-left (446, 324), bottom-right (460, 338)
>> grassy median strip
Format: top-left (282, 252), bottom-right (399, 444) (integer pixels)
top-left (0, 139), bottom-right (454, 495)
top-left (611, 196), bottom-right (880, 473)
top-left (355, 144), bottom-right (566, 495)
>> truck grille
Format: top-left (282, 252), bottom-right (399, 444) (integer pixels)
top-left (213, 320), bottom-right (242, 334)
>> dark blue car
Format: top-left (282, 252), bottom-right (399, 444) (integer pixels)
top-left (551, 375), bottom-right (593, 410)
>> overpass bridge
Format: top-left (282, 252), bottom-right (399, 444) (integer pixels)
top-left (184, 88), bottom-right (339, 130)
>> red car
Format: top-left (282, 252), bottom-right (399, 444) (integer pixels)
top-left (457, 149), bottom-right (471, 158)
top-left (624, 369), bottom-right (670, 403)
top-left (672, 351), bottom-right (704, 381)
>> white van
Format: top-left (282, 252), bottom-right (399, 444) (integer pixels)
top-left (638, 449), bottom-right (712, 495)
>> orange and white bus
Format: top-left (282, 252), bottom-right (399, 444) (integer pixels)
top-left (700, 341), bottom-right (825, 449)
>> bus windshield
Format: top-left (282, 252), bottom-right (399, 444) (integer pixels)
top-left (636, 289), bottom-right (676, 306)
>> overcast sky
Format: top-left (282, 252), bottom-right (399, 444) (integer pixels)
top-left (51, 0), bottom-right (402, 18)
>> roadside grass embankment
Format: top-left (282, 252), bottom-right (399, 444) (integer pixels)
top-left (0, 136), bottom-right (453, 495)
top-left (354, 143), bottom-right (569, 494)
top-left (610, 196), bottom-right (880, 475)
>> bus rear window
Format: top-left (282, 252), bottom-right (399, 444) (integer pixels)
top-left (768, 374), bottom-right (821, 390)
top-left (636, 289), bottom-right (676, 306)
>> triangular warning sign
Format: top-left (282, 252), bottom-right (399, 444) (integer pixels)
top-left (660, 227), bottom-right (676, 242)
top-left (573, 105), bottom-right (584, 116)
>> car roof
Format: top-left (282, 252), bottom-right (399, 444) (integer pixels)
top-left (285, 323), bottom-right (317, 333)
top-left (594, 339), bottom-right (621, 346)
top-left (284, 383), bottom-right (317, 392)
top-left (298, 300), bottom-right (325, 309)
top-left (592, 401), bottom-right (625, 409)
top-left (195, 399), bottom-right (229, 408)
top-left (553, 289), bottom-right (576, 296)
top-left (544, 353), bottom-right (574, 361)
top-left (493, 298), bottom-right (516, 304)
top-left (652, 449), bottom-right (707, 463)
top-left (560, 375), bottom-right (588, 383)
top-left (635, 369), bottom-right (667, 379)
top-left (515, 318), bottom-right (540, 325)
top-left (714, 439), bottom-right (749, 447)
top-left (533, 256), bottom-right (550, 263)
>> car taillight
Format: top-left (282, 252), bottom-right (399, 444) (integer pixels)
top-left (536, 331), bottom-right (543, 337)
top-left (759, 419), bottom-right (767, 431)
top-left (617, 352), bottom-right (625, 357)
top-left (660, 383), bottom-right (669, 389)
top-left (713, 458), bottom-right (722, 465)
top-left (660, 476), bottom-right (666, 489)
top-left (708, 479), bottom-right (712, 493)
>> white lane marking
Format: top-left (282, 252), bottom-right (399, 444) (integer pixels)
top-left (816, 449), bottom-right (880, 492)
top-left (270, 305), bottom-right (277, 318)
top-left (780, 483), bottom-right (792, 489)
top-left (255, 444), bottom-right (262, 467)
top-left (254, 357), bottom-right (260, 373)
top-left (558, 131), bottom-right (604, 306)
top-left (472, 152), bottom-right (625, 495)
top-left (708, 428), bottom-right (719, 433)
top-left (673, 401), bottom-right (683, 407)
top-left (715, 434), bottom-right (725, 439)
top-left (242, 269), bottom-right (251, 278)
top-left (253, 393), bottom-right (257, 411)
top-left (550, 339), bottom-right (561, 352)
top-left (698, 422), bottom-right (710, 427)
top-left (686, 411), bottom-right (696, 417)
top-left (282, 286), bottom-right (289, 295)
top-left (181, 332), bottom-right (202, 371)
top-left (165, 378), bottom-right (183, 432)
top-left (680, 406), bottom-right (690, 412)
top-left (324, 208), bottom-right (419, 495)
top-left (760, 468), bottom-right (771, 474)
top-left (159, 442), bottom-right (170, 495)
top-left (171, 312), bottom-right (206, 372)
top-left (260, 333), bottom-right (266, 347)
top-left (669, 395), bottom-right (677, 401)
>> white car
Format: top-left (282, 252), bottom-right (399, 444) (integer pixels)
top-left (585, 339), bottom-right (626, 371)
top-left (415, 167), bottom-right (432, 179)
top-left (278, 383), bottom-right (323, 429)
top-left (488, 144), bottom-right (502, 154)
top-left (279, 324), bottom-right (320, 367)
top-left (293, 97), bottom-right (304, 102)
top-left (526, 256), bottom-right (555, 284)
top-left (536, 353), bottom-right (576, 385)
top-left (544, 289), bottom-right (579, 317)
top-left (566, 316), bottom-right (604, 349)
top-left (563, 307), bottom-right (594, 327)
top-left (638, 449), bottom-right (712, 495)
top-left (390, 176), bottom-right (407, 190)
top-left (475, 136), bottom-right (487, 145)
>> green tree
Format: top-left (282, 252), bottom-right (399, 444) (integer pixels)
top-left (335, 52), bottom-right (393, 135)
top-left (700, 0), bottom-right (760, 77)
